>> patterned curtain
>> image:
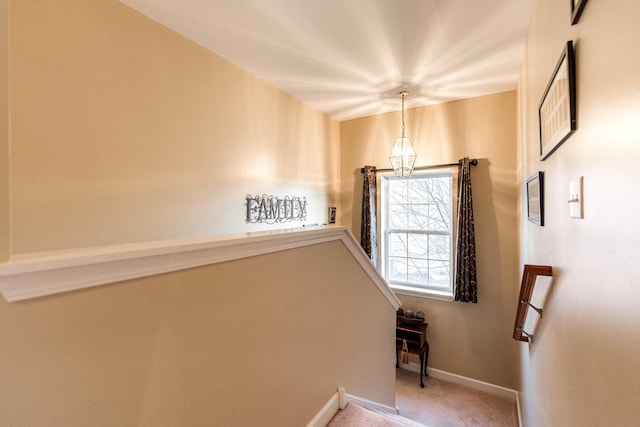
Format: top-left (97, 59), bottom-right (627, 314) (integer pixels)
top-left (360, 166), bottom-right (378, 267)
top-left (455, 158), bottom-right (478, 303)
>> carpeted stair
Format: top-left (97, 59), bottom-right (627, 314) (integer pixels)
top-left (328, 403), bottom-right (427, 427)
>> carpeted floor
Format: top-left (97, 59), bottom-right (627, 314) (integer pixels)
top-left (328, 404), bottom-right (426, 427)
top-left (328, 369), bottom-right (517, 426)
top-left (395, 368), bottom-right (518, 426)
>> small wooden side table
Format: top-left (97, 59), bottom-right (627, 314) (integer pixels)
top-left (396, 320), bottom-right (429, 388)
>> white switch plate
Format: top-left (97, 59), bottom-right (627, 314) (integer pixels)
top-left (569, 177), bottom-right (583, 218)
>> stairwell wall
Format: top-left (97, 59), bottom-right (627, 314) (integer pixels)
top-left (0, 240), bottom-right (397, 426)
top-left (339, 92), bottom-right (520, 389)
top-left (6, 0), bottom-right (339, 254)
top-left (517, 0), bottom-right (640, 425)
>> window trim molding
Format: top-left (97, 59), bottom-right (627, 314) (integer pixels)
top-left (391, 285), bottom-right (455, 302)
top-left (380, 171), bottom-right (455, 300)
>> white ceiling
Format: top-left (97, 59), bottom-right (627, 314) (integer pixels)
top-left (119, 0), bottom-right (532, 121)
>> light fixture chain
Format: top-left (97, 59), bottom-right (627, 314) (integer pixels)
top-left (401, 92), bottom-right (406, 138)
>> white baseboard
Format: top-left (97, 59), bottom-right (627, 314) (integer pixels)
top-left (398, 362), bottom-right (518, 401)
top-left (516, 390), bottom-right (523, 427)
top-left (306, 390), bottom-right (340, 427)
top-left (306, 387), bottom-right (399, 427)
top-left (344, 392), bottom-right (399, 415)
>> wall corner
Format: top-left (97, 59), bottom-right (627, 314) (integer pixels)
top-left (0, 0), bottom-right (10, 262)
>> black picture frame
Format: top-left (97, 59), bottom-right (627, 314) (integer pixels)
top-left (571, 0), bottom-right (589, 25)
top-left (328, 206), bottom-right (336, 224)
top-left (539, 41), bottom-right (576, 161)
top-left (527, 172), bottom-right (544, 226)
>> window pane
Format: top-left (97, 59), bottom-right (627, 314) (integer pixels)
top-left (388, 233), bottom-right (408, 257)
top-left (388, 204), bottom-right (408, 228)
top-left (388, 180), bottom-right (406, 204)
top-left (407, 204), bottom-right (429, 230)
top-left (407, 258), bottom-right (429, 286)
top-left (430, 177), bottom-right (451, 204)
top-left (428, 204), bottom-right (450, 231)
top-left (428, 260), bottom-right (450, 288)
top-left (428, 234), bottom-right (450, 261)
top-left (408, 178), bottom-right (430, 203)
top-left (388, 257), bottom-right (407, 282)
top-left (408, 233), bottom-right (428, 259)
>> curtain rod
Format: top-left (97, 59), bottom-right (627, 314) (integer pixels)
top-left (360, 159), bottom-right (478, 174)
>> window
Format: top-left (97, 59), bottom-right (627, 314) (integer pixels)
top-left (381, 172), bottom-right (454, 300)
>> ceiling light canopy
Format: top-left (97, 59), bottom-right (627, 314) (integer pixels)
top-left (389, 91), bottom-right (417, 178)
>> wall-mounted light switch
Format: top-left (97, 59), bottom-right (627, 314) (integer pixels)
top-left (569, 177), bottom-right (583, 218)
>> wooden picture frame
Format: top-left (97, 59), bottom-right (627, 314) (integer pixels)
top-left (571, 0), bottom-right (589, 25)
top-left (527, 172), bottom-right (544, 226)
top-left (539, 41), bottom-right (576, 161)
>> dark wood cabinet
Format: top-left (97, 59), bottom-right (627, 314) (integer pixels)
top-left (396, 320), bottom-right (429, 388)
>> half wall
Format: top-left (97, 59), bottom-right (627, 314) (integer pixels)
top-left (0, 228), bottom-right (399, 426)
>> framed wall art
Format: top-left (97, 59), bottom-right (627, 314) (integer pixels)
top-left (571, 0), bottom-right (589, 25)
top-left (328, 206), bottom-right (336, 224)
top-left (527, 172), bottom-right (544, 226)
top-left (539, 41), bottom-right (576, 161)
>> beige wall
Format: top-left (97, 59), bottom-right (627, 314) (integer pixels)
top-left (340, 92), bottom-right (520, 388)
top-left (0, 240), bottom-right (397, 426)
top-left (0, 0), bottom-right (9, 261)
top-left (8, 0), bottom-right (339, 254)
top-left (3, 2), bottom-right (389, 424)
top-left (518, 0), bottom-right (640, 425)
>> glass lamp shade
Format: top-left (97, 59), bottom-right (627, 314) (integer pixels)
top-left (389, 136), bottom-right (417, 178)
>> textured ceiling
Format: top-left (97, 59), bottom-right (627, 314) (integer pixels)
top-left (119, 0), bottom-right (532, 121)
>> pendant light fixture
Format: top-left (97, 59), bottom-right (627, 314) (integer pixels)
top-left (389, 91), bottom-right (417, 178)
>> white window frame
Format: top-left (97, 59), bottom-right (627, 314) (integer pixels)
top-left (380, 171), bottom-right (455, 301)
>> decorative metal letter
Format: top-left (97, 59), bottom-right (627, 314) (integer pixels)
top-left (246, 194), bottom-right (308, 224)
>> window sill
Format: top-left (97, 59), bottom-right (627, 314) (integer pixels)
top-left (390, 285), bottom-right (454, 302)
